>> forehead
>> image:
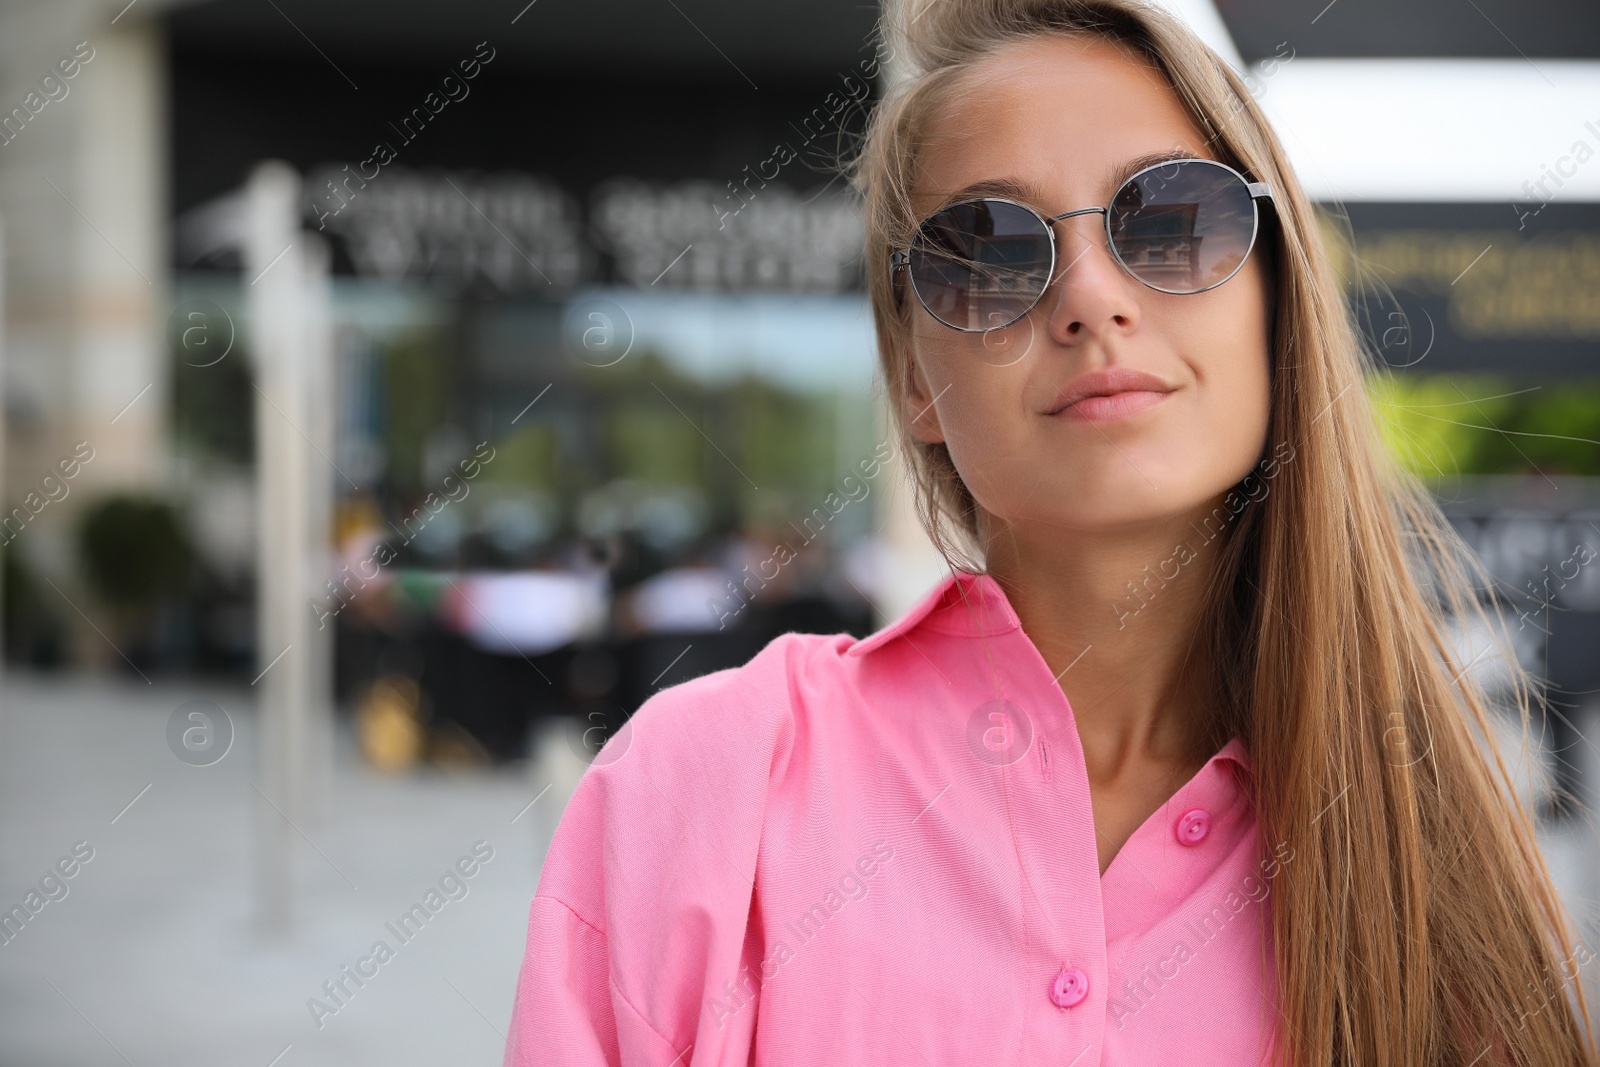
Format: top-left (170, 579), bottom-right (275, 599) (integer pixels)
top-left (912, 35), bottom-right (1212, 217)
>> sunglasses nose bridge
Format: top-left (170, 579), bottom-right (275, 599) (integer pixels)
top-left (1036, 206), bottom-right (1118, 292)
top-left (1039, 205), bottom-right (1108, 250)
top-left (1046, 206), bottom-right (1108, 224)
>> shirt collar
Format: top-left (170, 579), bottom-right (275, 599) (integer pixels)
top-left (845, 569), bottom-right (1018, 658)
top-left (847, 569), bottom-right (1254, 779)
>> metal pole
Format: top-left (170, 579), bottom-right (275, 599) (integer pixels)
top-left (247, 160), bottom-right (309, 934)
top-left (0, 216), bottom-right (7, 762)
top-left (302, 232), bottom-right (334, 829)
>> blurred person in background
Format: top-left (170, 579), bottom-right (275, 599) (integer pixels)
top-left (610, 529), bottom-right (763, 711)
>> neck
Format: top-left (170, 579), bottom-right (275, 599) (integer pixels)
top-left (981, 502), bottom-right (1231, 773)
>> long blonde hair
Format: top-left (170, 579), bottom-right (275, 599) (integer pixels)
top-left (847, 1), bottom-right (1598, 1063)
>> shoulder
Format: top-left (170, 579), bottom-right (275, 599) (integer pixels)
top-left (536, 630), bottom-right (853, 922)
top-left (601, 570), bottom-right (999, 770)
top-left (615, 628), bottom-right (851, 763)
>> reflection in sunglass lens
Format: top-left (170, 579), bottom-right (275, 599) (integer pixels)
top-left (1108, 161), bottom-right (1257, 294)
top-left (908, 199), bottom-right (1053, 331)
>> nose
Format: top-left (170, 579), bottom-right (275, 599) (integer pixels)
top-left (1039, 213), bottom-right (1142, 344)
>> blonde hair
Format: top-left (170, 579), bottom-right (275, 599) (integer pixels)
top-left (846, 1), bottom-right (1598, 1063)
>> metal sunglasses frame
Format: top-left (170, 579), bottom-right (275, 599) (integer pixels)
top-left (889, 157), bottom-right (1276, 332)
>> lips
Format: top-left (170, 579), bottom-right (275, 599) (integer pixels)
top-left (1045, 368), bottom-right (1174, 422)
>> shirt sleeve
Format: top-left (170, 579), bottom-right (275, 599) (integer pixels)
top-left (502, 634), bottom-right (803, 1066)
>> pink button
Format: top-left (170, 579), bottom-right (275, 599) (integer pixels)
top-left (1049, 965), bottom-right (1089, 1008)
top-left (1175, 808), bottom-right (1210, 846)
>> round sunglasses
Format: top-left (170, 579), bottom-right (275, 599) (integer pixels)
top-left (890, 157), bottom-right (1276, 332)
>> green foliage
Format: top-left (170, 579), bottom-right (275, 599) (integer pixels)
top-left (480, 425), bottom-right (557, 487)
top-left (575, 349), bottom-right (840, 524)
top-left (732, 374), bottom-right (837, 496)
top-left (384, 328), bottom-right (454, 494)
top-left (172, 338), bottom-right (253, 463)
top-left (606, 406), bottom-right (702, 484)
top-left (77, 495), bottom-right (195, 607)
top-left (1370, 373), bottom-right (1600, 478)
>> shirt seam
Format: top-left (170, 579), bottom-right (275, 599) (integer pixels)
top-left (537, 891), bottom-right (607, 939)
top-left (767, 633), bottom-right (802, 779)
top-left (539, 639), bottom-right (795, 1056)
top-left (536, 893), bottom-right (686, 1058)
top-left (608, 976), bottom-right (683, 1059)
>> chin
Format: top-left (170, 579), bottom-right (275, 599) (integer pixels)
top-left (997, 486), bottom-right (1200, 536)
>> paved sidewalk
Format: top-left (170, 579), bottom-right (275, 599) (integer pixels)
top-left (0, 671), bottom-right (589, 1067)
top-left (0, 672), bottom-right (1595, 1065)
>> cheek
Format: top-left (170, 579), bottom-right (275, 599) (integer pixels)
top-left (1190, 259), bottom-right (1273, 375)
top-left (910, 332), bottom-right (1034, 472)
top-left (1185, 267), bottom-right (1273, 468)
top-left (1242, 272), bottom-right (1276, 445)
top-left (1085, 272), bottom-right (1273, 522)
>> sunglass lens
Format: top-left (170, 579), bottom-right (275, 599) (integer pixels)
top-left (1109, 161), bottom-right (1258, 294)
top-left (909, 200), bottom-right (1052, 330)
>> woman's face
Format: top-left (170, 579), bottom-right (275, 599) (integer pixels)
top-left (903, 35), bottom-right (1274, 539)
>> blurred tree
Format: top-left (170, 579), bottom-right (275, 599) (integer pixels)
top-left (383, 327), bottom-right (454, 495)
top-left (479, 424), bottom-right (557, 488)
top-left (172, 333), bottom-right (253, 464)
top-left (731, 372), bottom-right (836, 497)
top-left (77, 496), bottom-right (196, 607)
top-left (1370, 373), bottom-right (1600, 478)
top-left (607, 405), bottom-right (702, 485)
top-left (75, 495), bottom-right (200, 673)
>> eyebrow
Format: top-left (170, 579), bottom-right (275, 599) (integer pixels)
top-left (928, 147), bottom-right (1205, 214)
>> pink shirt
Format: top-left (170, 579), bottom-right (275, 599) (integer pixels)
top-left (505, 569), bottom-right (1282, 1065)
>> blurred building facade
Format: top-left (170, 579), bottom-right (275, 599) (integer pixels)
top-left (0, 0), bottom-right (1598, 780)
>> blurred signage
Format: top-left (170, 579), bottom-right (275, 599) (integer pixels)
top-left (1332, 203), bottom-right (1600, 377)
top-left (194, 175), bottom-right (1600, 330)
top-left (297, 164), bottom-right (864, 295)
top-left (306, 166), bottom-right (589, 289)
top-left (588, 178), bottom-right (862, 292)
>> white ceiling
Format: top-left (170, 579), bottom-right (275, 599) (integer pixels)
top-left (1156, 0), bottom-right (1600, 202)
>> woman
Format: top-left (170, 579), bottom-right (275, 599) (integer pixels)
top-left (504, 1), bottom-right (1598, 1063)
